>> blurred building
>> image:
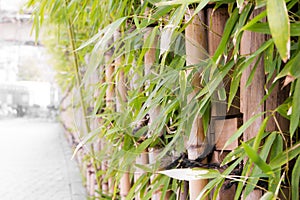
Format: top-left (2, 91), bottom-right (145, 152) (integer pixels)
top-left (0, 1), bottom-right (59, 111)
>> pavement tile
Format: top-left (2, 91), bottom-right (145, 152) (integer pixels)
top-left (0, 118), bottom-right (87, 200)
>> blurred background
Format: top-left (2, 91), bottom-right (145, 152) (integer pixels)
top-left (0, 0), bottom-right (59, 119)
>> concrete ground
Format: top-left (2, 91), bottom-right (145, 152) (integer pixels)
top-left (0, 118), bottom-right (86, 200)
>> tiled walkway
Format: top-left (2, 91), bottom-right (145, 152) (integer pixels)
top-left (0, 118), bottom-right (86, 200)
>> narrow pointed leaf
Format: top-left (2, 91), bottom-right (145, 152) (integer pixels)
top-left (223, 112), bottom-right (265, 150)
top-left (269, 142), bottom-right (300, 169)
top-left (267, 0), bottom-right (290, 62)
top-left (290, 80), bottom-right (300, 137)
top-left (242, 142), bottom-right (273, 174)
top-left (292, 156), bottom-right (300, 200)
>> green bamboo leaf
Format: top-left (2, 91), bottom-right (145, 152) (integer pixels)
top-left (126, 174), bottom-right (149, 200)
top-left (275, 51), bottom-right (300, 82)
top-left (244, 132), bottom-right (276, 198)
top-left (136, 26), bottom-right (158, 66)
top-left (139, 6), bottom-right (173, 28)
top-left (133, 14), bottom-right (141, 29)
top-left (93, 84), bottom-right (107, 115)
top-left (267, 0), bottom-right (290, 62)
top-left (269, 142), bottom-right (300, 169)
top-left (269, 134), bottom-right (283, 192)
top-left (264, 43), bottom-right (275, 81)
top-left (292, 155), bottom-right (300, 200)
top-left (245, 56), bottom-right (260, 88)
top-left (242, 142), bottom-right (273, 175)
top-left (228, 73), bottom-right (241, 110)
top-left (222, 112), bottom-right (265, 151)
top-left (197, 60), bottom-right (235, 99)
top-left (253, 116), bottom-right (270, 151)
top-left (245, 22), bottom-right (300, 36)
top-left (160, 4), bottom-right (186, 56)
top-left (198, 157), bottom-right (244, 200)
top-left (241, 10), bottom-right (267, 32)
top-left (160, 176), bottom-right (171, 199)
top-left (71, 126), bottom-right (103, 159)
top-left (290, 80), bottom-right (300, 138)
top-left (77, 17), bottom-right (127, 51)
top-left (212, 8), bottom-right (239, 63)
top-left (222, 131), bottom-right (270, 166)
top-left (179, 70), bottom-right (187, 105)
top-left (143, 175), bottom-right (170, 200)
top-left (134, 138), bottom-right (153, 154)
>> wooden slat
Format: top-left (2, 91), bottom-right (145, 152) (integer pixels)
top-left (215, 118), bottom-right (240, 150)
top-left (185, 8), bottom-right (208, 200)
top-left (113, 30), bottom-right (131, 199)
top-left (144, 27), bottom-right (166, 200)
top-left (240, 8), bottom-right (265, 200)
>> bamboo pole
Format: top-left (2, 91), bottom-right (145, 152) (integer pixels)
top-left (185, 8), bottom-right (208, 200)
top-left (206, 7), bottom-right (239, 199)
top-left (134, 152), bottom-right (149, 200)
top-left (144, 27), bottom-right (167, 200)
top-left (101, 47), bottom-right (115, 195)
top-left (85, 62), bottom-right (101, 197)
top-left (266, 75), bottom-right (290, 132)
top-left (91, 68), bottom-right (102, 198)
top-left (129, 58), bottom-right (149, 200)
top-left (105, 44), bottom-right (116, 195)
top-left (92, 64), bottom-right (105, 197)
top-left (113, 30), bottom-right (131, 199)
top-left (240, 8), bottom-right (265, 200)
top-left (178, 181), bottom-right (189, 200)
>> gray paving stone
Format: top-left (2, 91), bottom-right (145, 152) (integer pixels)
top-left (0, 118), bottom-right (87, 200)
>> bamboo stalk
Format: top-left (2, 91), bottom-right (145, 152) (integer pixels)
top-left (101, 48), bottom-right (115, 195)
top-left (149, 148), bottom-right (162, 200)
top-left (134, 152), bottom-right (149, 200)
top-left (178, 181), bottom-right (189, 200)
top-left (240, 8), bottom-right (265, 200)
top-left (144, 27), bottom-right (166, 200)
top-left (207, 7), bottom-right (229, 117)
top-left (113, 30), bottom-right (131, 199)
top-left (91, 69), bottom-right (103, 198)
top-left (92, 67), bottom-right (103, 198)
top-left (64, 0), bottom-right (89, 136)
top-left (207, 7), bottom-right (240, 199)
top-left (185, 9), bottom-right (208, 200)
top-left (129, 57), bottom-right (149, 200)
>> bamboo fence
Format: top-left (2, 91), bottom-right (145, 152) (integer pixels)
top-left (59, 4), bottom-right (293, 200)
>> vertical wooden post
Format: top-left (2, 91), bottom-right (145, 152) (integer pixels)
top-left (266, 77), bottom-right (290, 132)
top-left (129, 58), bottom-right (149, 200)
top-left (240, 8), bottom-right (265, 200)
top-left (93, 64), bottom-right (105, 197)
top-left (207, 7), bottom-right (239, 200)
top-left (102, 47), bottom-right (115, 195)
top-left (185, 8), bottom-right (208, 200)
top-left (265, 77), bottom-right (290, 199)
top-left (91, 66), bottom-right (102, 198)
top-left (114, 30), bottom-right (131, 200)
top-left (134, 152), bottom-right (149, 200)
top-left (86, 60), bottom-right (101, 197)
top-left (144, 27), bottom-right (167, 200)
